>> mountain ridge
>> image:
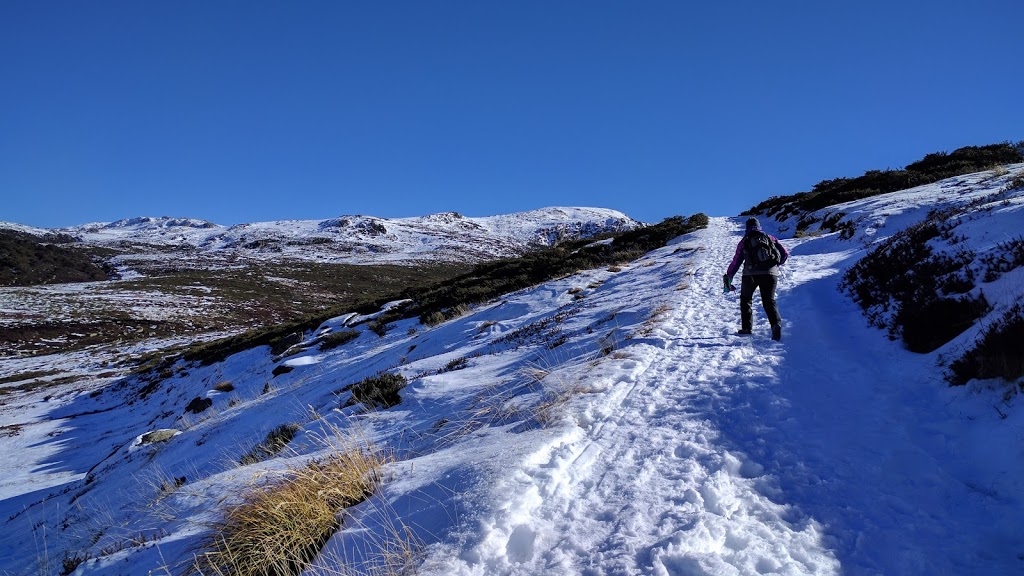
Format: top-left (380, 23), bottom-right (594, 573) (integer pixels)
top-left (1, 207), bottom-right (643, 281)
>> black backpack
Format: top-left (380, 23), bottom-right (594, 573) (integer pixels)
top-left (745, 231), bottom-right (781, 270)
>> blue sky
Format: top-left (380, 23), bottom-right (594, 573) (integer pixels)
top-left (2, 1), bottom-right (1021, 228)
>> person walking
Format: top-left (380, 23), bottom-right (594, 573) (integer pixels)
top-left (724, 217), bottom-right (789, 340)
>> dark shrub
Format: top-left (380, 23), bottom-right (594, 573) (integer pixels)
top-left (899, 293), bottom-right (990, 353)
top-left (345, 373), bottom-right (408, 409)
top-left (438, 357), bottom-right (468, 374)
top-left (1007, 174), bottom-right (1024, 191)
top-left (980, 236), bottom-right (1024, 282)
top-left (949, 304), bottom-right (1024, 385)
top-left (271, 365), bottom-right (294, 377)
top-left (61, 552), bottom-right (90, 575)
top-left (240, 423), bottom-right (301, 465)
top-left (184, 396), bottom-right (213, 414)
top-left (368, 320), bottom-right (392, 337)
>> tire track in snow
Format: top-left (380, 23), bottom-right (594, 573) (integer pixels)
top-left (470, 218), bottom-right (840, 575)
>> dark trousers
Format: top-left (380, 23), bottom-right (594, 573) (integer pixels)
top-left (740, 274), bottom-right (781, 331)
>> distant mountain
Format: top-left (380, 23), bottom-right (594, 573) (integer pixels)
top-left (2, 207), bottom-right (642, 276)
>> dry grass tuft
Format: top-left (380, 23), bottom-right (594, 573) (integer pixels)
top-left (192, 438), bottom-right (388, 576)
top-left (533, 385), bottom-right (590, 428)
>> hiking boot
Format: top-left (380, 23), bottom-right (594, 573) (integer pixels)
top-left (736, 329), bottom-right (752, 335)
top-left (771, 324), bottom-right (782, 341)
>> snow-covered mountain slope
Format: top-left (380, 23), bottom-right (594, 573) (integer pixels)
top-left (2, 172), bottom-right (1023, 575)
top-left (5, 207), bottom-right (641, 270)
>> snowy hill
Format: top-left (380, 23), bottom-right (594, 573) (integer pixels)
top-left (2, 170), bottom-right (1024, 575)
top-left (5, 207), bottom-right (642, 273)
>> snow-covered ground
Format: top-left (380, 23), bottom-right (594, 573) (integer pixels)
top-left (1, 172), bottom-right (1023, 575)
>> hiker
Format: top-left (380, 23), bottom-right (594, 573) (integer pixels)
top-left (724, 217), bottom-right (789, 340)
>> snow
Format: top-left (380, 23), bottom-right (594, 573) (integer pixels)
top-left (2, 174), bottom-right (1024, 575)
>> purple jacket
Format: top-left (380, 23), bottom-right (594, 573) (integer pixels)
top-left (727, 231), bottom-right (789, 278)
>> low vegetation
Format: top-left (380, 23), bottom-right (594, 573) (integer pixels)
top-left (318, 329), bottom-right (360, 350)
top-left (949, 304), bottom-right (1024, 387)
top-left (343, 373), bottom-right (408, 409)
top-left (0, 229), bottom-right (110, 286)
top-left (3, 260), bottom-right (467, 361)
top-left (980, 236), bottom-right (1024, 282)
top-left (239, 423), bottom-right (302, 465)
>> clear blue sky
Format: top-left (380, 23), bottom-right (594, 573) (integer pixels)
top-left (2, 1), bottom-right (1022, 228)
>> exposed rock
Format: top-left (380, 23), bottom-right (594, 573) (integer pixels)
top-left (139, 429), bottom-right (179, 445)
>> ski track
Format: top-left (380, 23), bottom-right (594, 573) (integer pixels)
top-left (454, 216), bottom-right (1015, 575)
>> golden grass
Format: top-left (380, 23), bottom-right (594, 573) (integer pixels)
top-left (191, 439), bottom-right (388, 576)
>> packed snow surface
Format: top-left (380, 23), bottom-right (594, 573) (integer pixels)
top-left (2, 171), bottom-right (1023, 575)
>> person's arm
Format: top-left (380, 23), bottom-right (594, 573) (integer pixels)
top-left (726, 239), bottom-right (745, 279)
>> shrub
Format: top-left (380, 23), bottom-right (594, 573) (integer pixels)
top-left (421, 310), bottom-right (446, 326)
top-left (318, 329), bottom-right (359, 350)
top-left (61, 552), bottom-right (90, 575)
top-left (367, 319), bottom-right (393, 337)
top-left (212, 381), bottom-right (235, 393)
top-left (193, 441), bottom-right (386, 576)
top-left (345, 373), bottom-right (408, 409)
top-left (438, 357), bottom-right (469, 374)
top-left (899, 293), bottom-right (990, 353)
top-left (240, 423), bottom-right (302, 465)
top-left (184, 396), bottom-right (213, 414)
top-left (948, 304), bottom-right (1024, 386)
top-left (980, 236), bottom-right (1024, 282)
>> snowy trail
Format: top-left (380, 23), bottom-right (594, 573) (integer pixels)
top-left (453, 216), bottom-right (1021, 575)
top-left (458, 218), bottom-right (839, 574)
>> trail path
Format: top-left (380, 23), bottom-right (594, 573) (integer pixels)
top-left (460, 217), bottom-right (1020, 575)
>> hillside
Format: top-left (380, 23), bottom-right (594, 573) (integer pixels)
top-left (0, 207), bottom-right (638, 373)
top-left (745, 141), bottom-right (1024, 230)
top-left (0, 229), bottom-right (109, 286)
top-left (1, 167), bottom-right (1023, 575)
